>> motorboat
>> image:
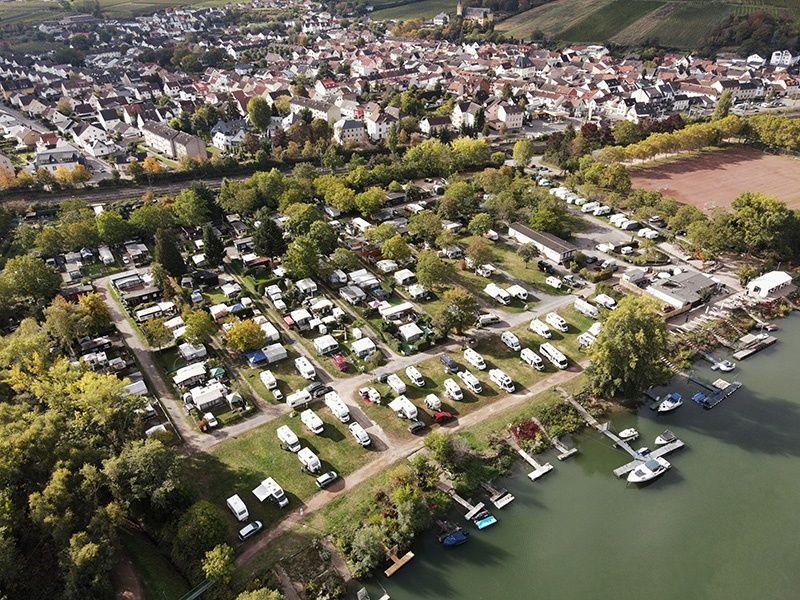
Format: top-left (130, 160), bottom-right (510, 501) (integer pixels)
top-left (764, 323), bottom-right (778, 332)
top-left (655, 430), bottom-right (677, 445)
top-left (618, 428), bottom-right (639, 442)
top-left (712, 360), bottom-right (736, 372)
top-left (658, 393), bottom-right (683, 413)
top-left (441, 529), bottom-right (470, 547)
top-left (627, 457), bottom-right (671, 484)
top-left (691, 391), bottom-right (708, 407)
top-left (471, 509), bottom-right (498, 530)
top-left (636, 447), bottom-right (650, 456)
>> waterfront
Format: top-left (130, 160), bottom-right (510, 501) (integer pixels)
top-left (370, 315), bottom-right (800, 600)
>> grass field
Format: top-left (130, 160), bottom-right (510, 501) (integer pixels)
top-left (559, 0), bottom-right (666, 42)
top-left (119, 528), bottom-right (190, 600)
top-left (370, 0), bottom-right (455, 20)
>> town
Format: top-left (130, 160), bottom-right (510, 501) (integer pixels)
top-left (0, 2), bottom-right (799, 600)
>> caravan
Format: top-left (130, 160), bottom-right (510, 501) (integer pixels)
top-left (574, 298), bottom-right (599, 319)
top-left (520, 348), bottom-right (545, 371)
top-left (298, 447), bottom-right (322, 473)
top-left (443, 378), bottom-right (463, 401)
top-left (276, 425), bottom-right (301, 452)
top-left (539, 343), bottom-right (568, 369)
top-left (484, 283), bottom-right (512, 305)
top-left (226, 494), bottom-right (249, 522)
top-left (545, 312), bottom-right (569, 332)
top-left (464, 348), bottom-right (486, 370)
top-left (294, 356), bottom-right (317, 380)
top-left (529, 318), bottom-right (552, 339)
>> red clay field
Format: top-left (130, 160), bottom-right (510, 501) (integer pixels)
top-left (630, 146), bottom-right (800, 213)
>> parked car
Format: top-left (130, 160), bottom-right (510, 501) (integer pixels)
top-left (440, 354), bottom-right (459, 373)
top-left (476, 313), bottom-right (500, 327)
top-left (306, 382), bottom-right (333, 398)
top-left (331, 354), bottom-right (349, 372)
top-left (202, 412), bottom-right (219, 429)
top-left (315, 470), bottom-right (339, 489)
top-left (537, 260), bottom-right (555, 275)
top-left (407, 420), bottom-right (427, 434)
top-left (434, 411), bottom-right (455, 424)
top-left (237, 520), bottom-right (263, 541)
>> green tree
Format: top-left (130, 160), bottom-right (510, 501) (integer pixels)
top-left (283, 236), bottom-right (319, 278)
top-left (730, 192), bottom-right (797, 256)
top-left (587, 296), bottom-right (669, 398)
top-left (347, 525), bottom-right (387, 578)
top-left (172, 189), bottom-right (211, 227)
top-left (307, 221), bottom-right (338, 255)
top-left (142, 318), bottom-right (172, 350)
top-left (517, 243), bottom-right (539, 268)
top-left (438, 181), bottom-right (477, 220)
top-left (382, 235), bottom-right (411, 262)
top-left (329, 247), bottom-right (360, 271)
top-left (612, 120), bottom-right (642, 146)
top-left (96, 210), bottom-right (132, 245)
top-left (171, 501), bottom-right (228, 581)
top-left (432, 288), bottom-right (479, 334)
top-left (184, 309), bottom-right (217, 344)
top-left (78, 292), bottom-right (112, 335)
top-left (35, 226), bottom-right (66, 256)
top-left (202, 224), bottom-right (224, 267)
top-left (129, 202), bottom-right (175, 238)
top-left (408, 211), bottom-right (443, 245)
top-left (1, 256), bottom-right (60, 305)
top-left (465, 237), bottom-right (493, 267)
top-left (247, 96), bottom-right (272, 131)
top-left (226, 319), bottom-right (266, 353)
top-left (236, 589), bottom-right (284, 600)
top-left (284, 203), bottom-right (324, 236)
top-left (415, 251), bottom-right (453, 290)
top-left (736, 264), bottom-right (759, 286)
top-left (712, 89), bottom-right (733, 121)
top-left (668, 204), bottom-right (706, 233)
top-left (468, 213), bottom-right (493, 236)
top-left (253, 218), bottom-right (288, 257)
top-left (43, 296), bottom-right (81, 350)
top-left (512, 138), bottom-right (536, 167)
top-left (154, 229), bottom-right (187, 277)
top-left (354, 187), bottom-right (386, 218)
top-left (202, 543), bottom-right (235, 585)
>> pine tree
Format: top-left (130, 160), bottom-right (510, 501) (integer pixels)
top-left (154, 229), bottom-right (187, 277)
top-left (202, 224), bottom-right (224, 267)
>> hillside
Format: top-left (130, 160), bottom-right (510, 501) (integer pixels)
top-left (495, 0), bottom-right (800, 49)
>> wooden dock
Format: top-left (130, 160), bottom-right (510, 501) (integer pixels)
top-left (551, 437), bottom-right (579, 460)
top-left (480, 482), bottom-right (516, 508)
top-left (435, 481), bottom-right (485, 520)
top-left (733, 334), bottom-right (777, 360)
top-left (612, 439), bottom-right (686, 477)
top-left (384, 550), bottom-right (414, 577)
top-left (516, 449), bottom-right (555, 481)
top-left (560, 391), bottom-right (635, 459)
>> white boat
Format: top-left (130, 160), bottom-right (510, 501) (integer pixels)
top-left (658, 394), bottom-right (683, 413)
top-left (618, 428), bottom-right (639, 442)
top-left (655, 430), bottom-right (677, 445)
top-left (636, 447), bottom-right (650, 456)
top-left (716, 360), bottom-right (735, 372)
top-left (627, 457), bottom-right (671, 484)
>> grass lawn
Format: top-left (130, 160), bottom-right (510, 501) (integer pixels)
top-left (119, 528), bottom-right (190, 600)
top-left (188, 409), bottom-right (375, 539)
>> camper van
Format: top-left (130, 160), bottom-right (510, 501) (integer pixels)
top-left (501, 331), bottom-right (521, 351)
top-left (349, 422), bottom-right (372, 447)
top-left (581, 201), bottom-right (600, 213)
top-left (386, 373), bottom-right (407, 395)
top-left (588, 322), bottom-right (603, 337)
top-left (388, 396), bottom-right (418, 420)
top-left (520, 348), bottom-right (545, 371)
top-left (577, 332), bottom-right (597, 351)
top-left (489, 369), bottom-right (515, 393)
top-left (286, 389), bottom-right (311, 410)
top-left (529, 318), bottom-right (552, 339)
top-left (300, 409), bottom-right (325, 434)
top-left (298, 447), bottom-right (322, 473)
top-left (226, 494), bottom-right (249, 522)
top-left (276, 425), bottom-right (301, 452)
top-left (444, 378), bottom-right (463, 401)
top-left (595, 293), bottom-right (617, 310)
top-left (259, 370), bottom-right (278, 390)
top-left (545, 276), bottom-right (562, 289)
top-left (457, 370), bottom-right (482, 394)
top-left (405, 365), bottom-right (425, 387)
top-left (545, 312), bottom-right (569, 332)
top-left (484, 283), bottom-right (512, 305)
top-left (324, 391), bottom-right (351, 423)
top-left (464, 348), bottom-right (486, 370)
top-left (574, 298), bottom-right (599, 320)
top-left (539, 343), bottom-right (568, 370)
top-left (424, 394), bottom-right (442, 410)
top-left (294, 357), bottom-right (317, 380)
top-left (506, 284), bottom-right (528, 301)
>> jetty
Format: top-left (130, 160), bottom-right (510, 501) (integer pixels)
top-left (694, 378), bottom-right (742, 409)
top-left (480, 482), bottom-right (516, 508)
top-left (613, 439), bottom-right (686, 477)
top-left (435, 481), bottom-right (486, 521)
top-left (383, 547), bottom-right (414, 577)
top-left (560, 390), bottom-right (640, 459)
top-left (733, 333), bottom-right (777, 360)
top-left (506, 436), bottom-right (555, 480)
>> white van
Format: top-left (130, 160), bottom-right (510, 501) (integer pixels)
top-left (484, 282), bottom-right (512, 305)
top-left (581, 201), bottom-right (600, 213)
top-left (545, 312), bottom-right (568, 332)
top-left (620, 246), bottom-right (634, 255)
top-left (520, 348), bottom-right (545, 371)
top-left (464, 348), bottom-right (486, 370)
top-left (276, 425), bottom-right (301, 452)
top-left (457, 370), bottom-right (482, 394)
top-left (424, 393), bottom-right (442, 410)
top-left (505, 284), bottom-right (528, 301)
top-left (489, 368), bottom-right (515, 393)
top-left (226, 494), bottom-right (249, 522)
top-left (349, 422), bottom-right (371, 447)
top-left (300, 409), bottom-right (324, 434)
top-left (444, 378), bottom-right (463, 401)
top-left (298, 447), bottom-right (322, 473)
top-left (260, 370), bottom-right (278, 390)
top-left (386, 373), bottom-right (407, 395)
top-left (324, 391), bottom-right (351, 423)
top-left (476, 313), bottom-right (501, 327)
top-left (545, 276), bottom-right (562, 289)
top-left (388, 396), bottom-right (418, 419)
top-left (294, 356), bottom-right (316, 380)
top-left (529, 318), bottom-right (552, 339)
top-left (595, 293), bottom-right (618, 309)
top-left (286, 389), bottom-right (311, 410)
top-left (405, 365), bottom-right (425, 387)
top-left (501, 331), bottom-right (521, 351)
top-left (574, 298), bottom-right (599, 320)
top-left (540, 343), bottom-right (568, 369)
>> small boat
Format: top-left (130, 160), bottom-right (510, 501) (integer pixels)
top-left (658, 393), bottom-right (683, 413)
top-left (691, 391), bottom-right (708, 406)
top-left (474, 515), bottom-right (498, 530)
top-left (627, 457), bottom-right (671, 484)
top-left (441, 529), bottom-right (470, 547)
top-left (636, 447), bottom-right (650, 456)
top-left (764, 323), bottom-right (778, 332)
top-left (713, 360), bottom-right (736, 372)
top-left (618, 428), bottom-right (639, 442)
top-left (655, 430), bottom-right (677, 445)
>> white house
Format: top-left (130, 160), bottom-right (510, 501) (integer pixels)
top-left (211, 119), bottom-right (248, 152)
top-left (747, 271), bottom-right (794, 298)
top-left (451, 101), bottom-right (481, 129)
top-left (333, 119), bottom-right (367, 145)
top-left (507, 222), bottom-right (576, 264)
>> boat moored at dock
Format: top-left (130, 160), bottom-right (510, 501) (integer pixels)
top-left (627, 457), bottom-right (671, 484)
top-left (657, 393), bottom-right (683, 413)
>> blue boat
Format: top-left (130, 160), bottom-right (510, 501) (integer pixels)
top-left (441, 529), bottom-right (470, 547)
top-left (691, 391), bottom-right (709, 407)
top-left (474, 515), bottom-right (498, 530)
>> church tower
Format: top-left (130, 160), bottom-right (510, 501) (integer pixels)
top-left (456, 0), bottom-right (463, 17)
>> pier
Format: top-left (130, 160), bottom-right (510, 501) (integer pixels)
top-left (732, 334), bottom-right (777, 360)
top-left (551, 437), bottom-right (579, 460)
top-left (480, 482), bottom-right (516, 508)
top-left (559, 389), bottom-right (639, 459)
top-left (506, 436), bottom-right (555, 480)
top-left (695, 379), bottom-right (742, 409)
top-left (435, 481), bottom-right (486, 521)
top-left (612, 440), bottom-right (686, 477)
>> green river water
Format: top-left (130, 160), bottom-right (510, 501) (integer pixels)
top-left (367, 315), bottom-right (800, 600)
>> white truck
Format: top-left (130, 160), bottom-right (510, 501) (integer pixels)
top-left (286, 389), bottom-right (311, 410)
top-left (520, 348), bottom-right (545, 371)
top-left (457, 370), bottom-right (482, 394)
top-left (276, 425), bottom-right (301, 452)
top-left (405, 365), bottom-right (425, 387)
top-left (388, 396), bottom-right (418, 420)
top-left (489, 368), bottom-right (515, 393)
top-left (484, 282), bottom-right (512, 305)
top-left (574, 298), bottom-right (599, 320)
top-left (323, 391), bottom-right (351, 423)
top-left (545, 312), bottom-right (569, 332)
top-left (501, 331), bottom-right (521, 351)
top-left (464, 348), bottom-right (486, 370)
top-left (226, 494), bottom-right (249, 522)
top-left (386, 373), bottom-right (407, 395)
top-left (298, 447), bottom-right (322, 473)
top-left (424, 393), bottom-right (442, 410)
top-left (349, 422), bottom-right (371, 447)
top-left (294, 356), bottom-right (317, 380)
top-left (300, 409), bottom-right (324, 434)
top-left (443, 378), bottom-right (463, 401)
top-left (529, 318), bottom-right (552, 339)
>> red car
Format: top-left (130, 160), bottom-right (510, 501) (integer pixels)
top-left (434, 411), bottom-right (455, 424)
top-left (331, 354), bottom-right (349, 372)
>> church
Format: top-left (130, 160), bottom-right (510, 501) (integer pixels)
top-left (457, 0), bottom-right (494, 25)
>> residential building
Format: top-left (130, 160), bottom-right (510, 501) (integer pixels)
top-left (141, 121), bottom-right (207, 161)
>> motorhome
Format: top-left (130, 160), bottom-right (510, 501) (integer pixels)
top-left (324, 391), bottom-right (351, 423)
top-left (520, 348), bottom-right (545, 371)
top-left (405, 366), bottom-right (425, 387)
top-left (226, 494), bottom-right (249, 522)
top-left (300, 409), bottom-right (324, 434)
top-left (349, 422), bottom-right (371, 447)
top-left (298, 447), bottom-right (322, 473)
top-left (595, 293), bottom-right (617, 309)
top-left (444, 378), bottom-right (463, 401)
top-left (540, 343), bottom-right (568, 369)
top-left (424, 394), bottom-right (442, 410)
top-left (529, 318), bottom-right (552, 338)
top-left (501, 331), bottom-right (521, 351)
top-left (457, 370), bottom-right (482, 394)
top-left (574, 298), bottom-right (599, 319)
top-left (545, 312), bottom-right (569, 332)
top-left (464, 348), bottom-right (486, 370)
top-left (294, 356), bottom-right (316, 380)
top-left (506, 284), bottom-right (528, 301)
top-left (276, 425), bottom-right (301, 452)
top-left (259, 370), bottom-right (278, 390)
top-left (484, 282), bottom-right (512, 305)
top-left (489, 368), bottom-right (515, 393)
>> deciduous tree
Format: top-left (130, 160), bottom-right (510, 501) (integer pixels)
top-left (432, 288), bottom-right (479, 334)
top-left (415, 251), bottom-right (453, 290)
top-left (226, 319), bottom-right (266, 353)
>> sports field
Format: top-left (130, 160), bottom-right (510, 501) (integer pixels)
top-left (630, 146), bottom-right (800, 213)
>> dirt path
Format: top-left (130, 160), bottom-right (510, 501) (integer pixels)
top-left (112, 550), bottom-right (144, 600)
top-left (236, 363), bottom-right (586, 567)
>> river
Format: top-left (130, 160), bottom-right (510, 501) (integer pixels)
top-left (367, 315), bottom-right (800, 600)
